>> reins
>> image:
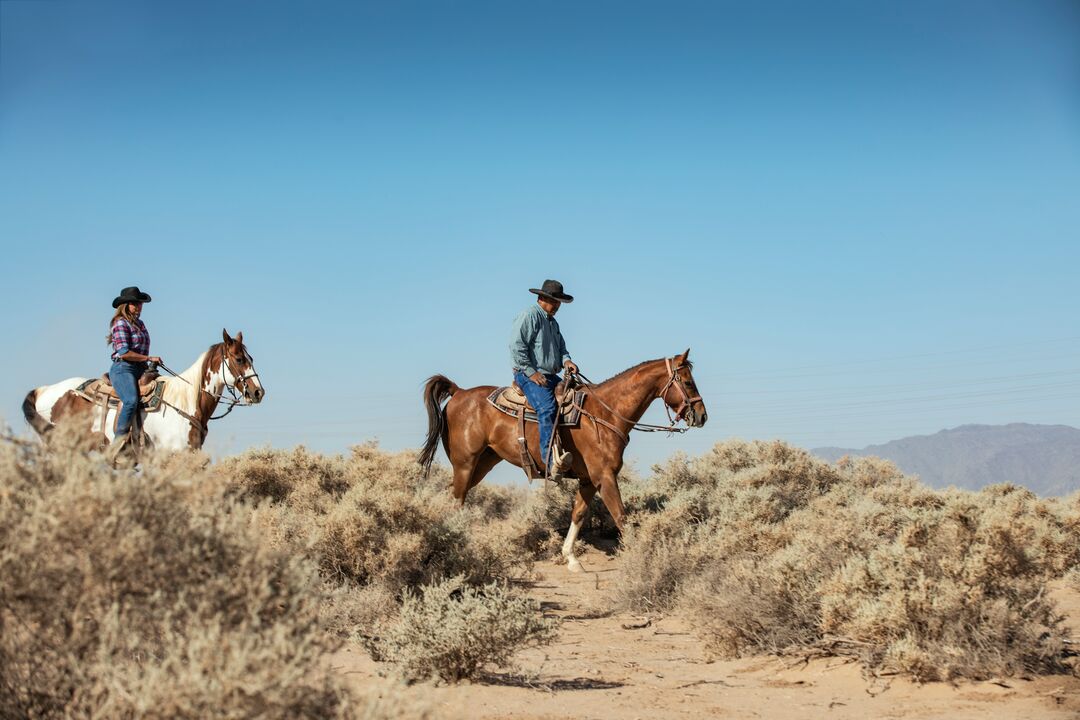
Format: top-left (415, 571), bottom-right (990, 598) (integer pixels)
top-left (568, 359), bottom-right (692, 445)
top-left (156, 354), bottom-right (258, 423)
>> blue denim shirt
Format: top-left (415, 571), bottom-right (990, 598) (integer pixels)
top-left (509, 303), bottom-right (571, 377)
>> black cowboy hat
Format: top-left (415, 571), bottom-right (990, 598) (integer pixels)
top-left (530, 279), bottom-right (574, 303)
top-left (112, 286), bottom-right (152, 308)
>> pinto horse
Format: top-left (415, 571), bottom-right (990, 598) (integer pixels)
top-left (419, 349), bottom-right (707, 571)
top-left (22, 330), bottom-right (264, 451)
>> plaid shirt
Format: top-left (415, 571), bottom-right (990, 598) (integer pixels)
top-left (111, 317), bottom-right (150, 362)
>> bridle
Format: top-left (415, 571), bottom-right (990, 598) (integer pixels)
top-left (214, 349), bottom-right (262, 420)
top-left (157, 346), bottom-right (261, 424)
top-left (569, 355), bottom-right (698, 445)
top-left (658, 357), bottom-right (703, 425)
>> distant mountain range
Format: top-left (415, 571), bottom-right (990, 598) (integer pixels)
top-left (813, 423), bottom-right (1080, 497)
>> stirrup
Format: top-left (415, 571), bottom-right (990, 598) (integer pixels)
top-left (108, 433), bottom-right (133, 466)
top-left (547, 449), bottom-right (573, 482)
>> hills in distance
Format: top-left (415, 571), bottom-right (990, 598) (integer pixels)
top-left (813, 423), bottom-right (1080, 497)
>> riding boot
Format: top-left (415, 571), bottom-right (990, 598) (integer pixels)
top-left (108, 433), bottom-right (132, 467)
top-left (547, 435), bottom-right (573, 482)
top-left (551, 450), bottom-right (573, 477)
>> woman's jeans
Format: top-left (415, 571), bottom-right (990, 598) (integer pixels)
top-left (109, 360), bottom-right (146, 437)
top-left (514, 371), bottom-right (561, 466)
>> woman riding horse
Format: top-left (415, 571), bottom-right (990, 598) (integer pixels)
top-left (107, 286), bottom-right (162, 456)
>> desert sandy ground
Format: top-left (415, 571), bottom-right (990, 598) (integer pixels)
top-left (332, 545), bottom-right (1080, 719)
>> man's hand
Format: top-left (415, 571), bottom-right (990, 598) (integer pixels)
top-left (148, 356), bottom-right (162, 365)
top-left (530, 371), bottom-right (549, 386)
top-left (564, 360), bottom-right (579, 375)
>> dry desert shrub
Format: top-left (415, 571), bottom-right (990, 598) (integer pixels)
top-left (371, 576), bottom-right (557, 683)
top-left (616, 439), bottom-right (1075, 681)
top-left (0, 428), bottom-right (389, 719)
top-left (215, 444), bottom-right (564, 639)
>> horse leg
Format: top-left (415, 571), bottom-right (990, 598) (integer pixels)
top-left (450, 453), bottom-right (480, 505)
top-left (466, 448), bottom-right (502, 494)
top-left (596, 473), bottom-right (627, 532)
top-left (562, 480), bottom-right (598, 573)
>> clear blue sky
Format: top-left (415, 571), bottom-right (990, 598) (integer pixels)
top-left (2, 1), bottom-right (1079, 482)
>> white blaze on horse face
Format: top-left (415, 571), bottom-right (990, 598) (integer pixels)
top-left (562, 518), bottom-right (584, 572)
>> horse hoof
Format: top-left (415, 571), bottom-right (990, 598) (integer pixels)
top-left (567, 559), bottom-right (584, 573)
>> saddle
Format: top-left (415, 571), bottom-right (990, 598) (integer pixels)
top-left (487, 382), bottom-right (584, 425)
top-left (488, 380), bottom-right (585, 482)
top-left (93, 370), bottom-right (161, 399)
top-left (72, 374), bottom-right (168, 434)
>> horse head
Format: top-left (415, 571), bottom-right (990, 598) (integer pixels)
top-left (221, 329), bottom-right (265, 404)
top-left (660, 348), bottom-right (707, 428)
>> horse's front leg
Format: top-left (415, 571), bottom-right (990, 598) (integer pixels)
top-left (596, 473), bottom-right (627, 532)
top-left (562, 480), bottom-right (598, 572)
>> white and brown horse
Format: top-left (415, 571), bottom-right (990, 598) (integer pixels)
top-left (22, 330), bottom-right (264, 451)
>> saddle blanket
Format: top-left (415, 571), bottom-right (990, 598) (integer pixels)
top-left (487, 386), bottom-right (584, 426)
top-left (75, 378), bottom-right (168, 412)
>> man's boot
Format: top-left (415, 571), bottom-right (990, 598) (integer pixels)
top-left (548, 447), bottom-right (573, 482)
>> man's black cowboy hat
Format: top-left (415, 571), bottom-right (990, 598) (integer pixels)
top-left (112, 286), bottom-right (152, 309)
top-left (530, 279), bottom-right (574, 303)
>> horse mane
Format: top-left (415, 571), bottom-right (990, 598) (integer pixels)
top-left (594, 356), bottom-right (693, 386)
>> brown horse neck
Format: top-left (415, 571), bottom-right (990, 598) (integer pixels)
top-left (190, 344), bottom-right (227, 446)
top-left (590, 359), bottom-right (669, 428)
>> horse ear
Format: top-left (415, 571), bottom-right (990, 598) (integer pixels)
top-left (222, 328), bottom-right (232, 344)
top-left (679, 348), bottom-right (690, 361)
top-left (235, 331), bottom-right (243, 344)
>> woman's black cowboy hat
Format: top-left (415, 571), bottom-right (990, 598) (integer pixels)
top-left (112, 286), bottom-right (152, 308)
top-left (530, 279), bottom-right (574, 303)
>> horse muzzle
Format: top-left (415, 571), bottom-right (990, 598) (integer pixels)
top-left (246, 386), bottom-right (265, 404)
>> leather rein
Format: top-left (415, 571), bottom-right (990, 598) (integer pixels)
top-left (569, 357), bottom-right (696, 445)
top-left (156, 349), bottom-right (260, 428)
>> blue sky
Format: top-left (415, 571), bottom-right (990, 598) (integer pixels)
top-left (2, 1), bottom-right (1079, 482)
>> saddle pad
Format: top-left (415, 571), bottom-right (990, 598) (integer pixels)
top-left (76, 378), bottom-right (167, 412)
top-left (487, 387), bottom-right (584, 426)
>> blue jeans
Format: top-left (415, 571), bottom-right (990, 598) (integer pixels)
top-left (109, 360), bottom-right (145, 437)
top-left (514, 371), bottom-right (561, 466)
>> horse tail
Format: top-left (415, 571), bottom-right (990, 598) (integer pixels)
top-left (418, 375), bottom-right (459, 477)
top-left (23, 388), bottom-right (53, 436)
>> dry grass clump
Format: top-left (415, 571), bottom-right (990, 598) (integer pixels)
top-left (371, 576), bottom-right (557, 683)
top-left (0, 427), bottom-right (368, 719)
top-left (218, 445), bottom-right (542, 618)
top-left (616, 439), bottom-right (1075, 681)
top-left (214, 443), bottom-right (569, 687)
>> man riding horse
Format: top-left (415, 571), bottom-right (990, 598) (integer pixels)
top-left (510, 279), bottom-right (579, 481)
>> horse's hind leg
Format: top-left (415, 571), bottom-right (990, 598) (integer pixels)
top-left (562, 480), bottom-right (598, 572)
top-left (450, 448), bottom-right (500, 505)
top-left (450, 455), bottom-right (478, 505)
top-left (466, 448), bottom-right (502, 494)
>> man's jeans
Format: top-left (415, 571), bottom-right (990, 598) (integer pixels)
top-left (109, 360), bottom-right (145, 437)
top-left (514, 371), bottom-right (561, 466)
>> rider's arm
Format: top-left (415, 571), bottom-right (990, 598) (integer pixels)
top-left (509, 308), bottom-right (539, 377)
top-left (111, 320), bottom-right (160, 364)
top-left (117, 350), bottom-right (161, 363)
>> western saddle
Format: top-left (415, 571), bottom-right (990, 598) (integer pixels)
top-left (487, 379), bottom-right (584, 482)
top-left (71, 370), bottom-right (167, 434)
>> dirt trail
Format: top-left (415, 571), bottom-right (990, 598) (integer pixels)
top-left (333, 547), bottom-right (1080, 719)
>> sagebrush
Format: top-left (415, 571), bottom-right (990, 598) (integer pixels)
top-left (371, 576), bottom-right (558, 683)
top-left (615, 440), bottom-right (1077, 681)
top-left (0, 428), bottom-right (368, 718)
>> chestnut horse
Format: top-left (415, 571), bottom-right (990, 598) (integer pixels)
top-left (419, 349), bottom-right (707, 571)
top-left (22, 330), bottom-right (264, 451)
